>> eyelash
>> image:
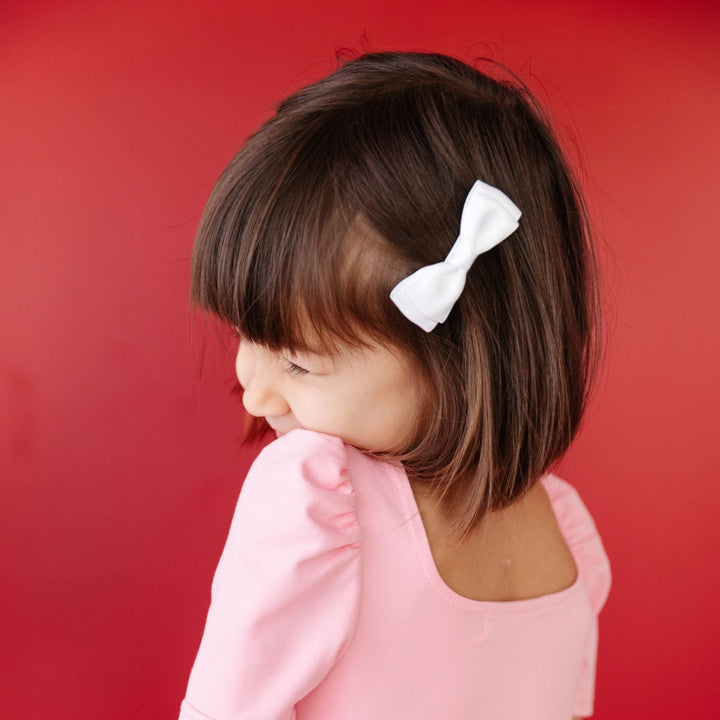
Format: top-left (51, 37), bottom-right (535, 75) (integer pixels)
top-left (282, 359), bottom-right (309, 377)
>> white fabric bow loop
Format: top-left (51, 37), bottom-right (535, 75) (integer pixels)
top-left (390, 180), bottom-right (521, 332)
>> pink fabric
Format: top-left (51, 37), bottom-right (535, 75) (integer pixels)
top-left (180, 429), bottom-right (611, 720)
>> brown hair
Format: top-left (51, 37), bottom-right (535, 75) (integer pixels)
top-left (191, 51), bottom-right (601, 542)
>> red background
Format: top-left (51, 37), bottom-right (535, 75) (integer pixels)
top-left (2, 1), bottom-right (719, 717)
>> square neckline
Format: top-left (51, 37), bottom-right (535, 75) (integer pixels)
top-left (386, 461), bottom-right (584, 615)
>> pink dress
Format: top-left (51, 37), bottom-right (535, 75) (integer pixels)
top-left (179, 429), bottom-right (611, 719)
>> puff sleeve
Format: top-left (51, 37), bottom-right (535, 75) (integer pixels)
top-left (545, 475), bottom-right (611, 718)
top-left (179, 429), bottom-right (361, 720)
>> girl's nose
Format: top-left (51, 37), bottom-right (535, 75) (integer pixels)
top-left (241, 379), bottom-right (290, 418)
top-left (235, 343), bottom-right (290, 418)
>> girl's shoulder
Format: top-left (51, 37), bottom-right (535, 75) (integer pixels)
top-left (245, 427), bottom-right (396, 505)
top-left (251, 427), bottom-right (350, 477)
top-left (540, 474), bottom-right (612, 613)
top-left (236, 428), bottom-right (361, 547)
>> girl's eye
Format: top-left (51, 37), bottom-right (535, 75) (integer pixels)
top-left (282, 359), bottom-right (309, 377)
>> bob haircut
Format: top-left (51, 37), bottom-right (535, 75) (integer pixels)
top-left (191, 51), bottom-right (601, 542)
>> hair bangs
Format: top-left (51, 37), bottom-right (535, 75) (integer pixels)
top-left (191, 133), bottom-right (410, 357)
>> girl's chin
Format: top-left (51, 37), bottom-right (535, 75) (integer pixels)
top-left (268, 423), bottom-right (302, 437)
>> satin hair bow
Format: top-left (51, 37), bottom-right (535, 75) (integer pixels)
top-left (390, 180), bottom-right (521, 332)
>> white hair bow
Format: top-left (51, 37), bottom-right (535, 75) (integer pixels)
top-left (390, 180), bottom-right (521, 332)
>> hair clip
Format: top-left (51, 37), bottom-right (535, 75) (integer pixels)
top-left (390, 180), bottom-right (521, 332)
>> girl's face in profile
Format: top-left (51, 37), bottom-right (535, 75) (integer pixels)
top-left (234, 336), bottom-right (419, 452)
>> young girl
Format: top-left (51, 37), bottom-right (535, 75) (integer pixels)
top-left (180, 51), bottom-right (611, 720)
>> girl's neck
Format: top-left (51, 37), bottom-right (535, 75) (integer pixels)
top-left (410, 480), bottom-right (541, 546)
